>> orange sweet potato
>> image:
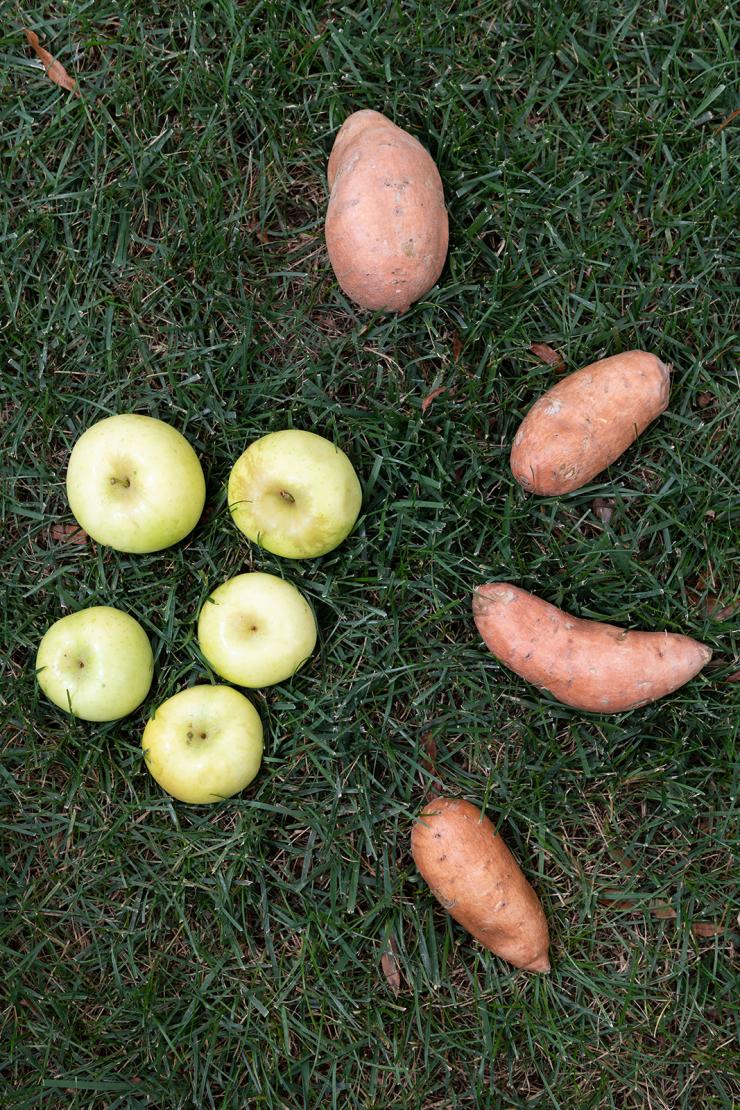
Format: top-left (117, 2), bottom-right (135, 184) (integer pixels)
top-left (411, 797), bottom-right (550, 972)
top-left (473, 583), bottom-right (712, 713)
top-left (325, 110), bottom-right (448, 312)
top-left (510, 350), bottom-right (670, 495)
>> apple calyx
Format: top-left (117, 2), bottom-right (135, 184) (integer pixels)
top-left (279, 489), bottom-right (295, 504)
top-left (186, 725), bottom-right (209, 743)
top-left (62, 651), bottom-right (86, 674)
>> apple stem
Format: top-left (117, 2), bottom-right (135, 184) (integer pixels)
top-left (110, 477), bottom-right (131, 488)
top-left (279, 490), bottom-right (295, 504)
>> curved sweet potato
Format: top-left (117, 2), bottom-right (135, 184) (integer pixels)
top-left (325, 110), bottom-right (448, 312)
top-left (510, 350), bottom-right (670, 495)
top-left (473, 583), bottom-right (712, 713)
top-left (411, 797), bottom-right (550, 972)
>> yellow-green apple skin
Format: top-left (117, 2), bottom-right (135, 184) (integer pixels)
top-left (142, 685), bottom-right (263, 804)
top-left (36, 606), bottom-right (153, 721)
top-left (228, 429), bottom-right (362, 558)
top-left (198, 572), bottom-right (317, 687)
top-left (66, 413), bottom-right (206, 553)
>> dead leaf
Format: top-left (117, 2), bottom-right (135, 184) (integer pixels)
top-left (452, 334), bottom-right (463, 362)
top-left (421, 386), bottom-right (448, 414)
top-left (380, 936), bottom-right (401, 995)
top-left (530, 342), bottom-right (566, 373)
top-left (691, 922), bottom-right (724, 938)
top-left (592, 498), bottom-right (615, 525)
top-left (600, 893), bottom-right (677, 920)
top-left (600, 890), bottom-right (725, 935)
top-left (600, 892), bottom-right (636, 911)
top-left (50, 523), bottom-right (88, 545)
top-left (24, 30), bottom-right (79, 95)
top-left (608, 848), bottom-right (637, 868)
top-left (725, 670), bottom-right (740, 683)
top-left (686, 573), bottom-right (738, 621)
top-left (708, 600), bottom-right (737, 621)
top-left (697, 391), bottom-right (715, 408)
top-left (248, 219), bottom-right (269, 244)
top-left (649, 902), bottom-right (677, 920)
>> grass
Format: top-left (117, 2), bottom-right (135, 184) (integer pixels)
top-left (1, 1), bottom-right (738, 1106)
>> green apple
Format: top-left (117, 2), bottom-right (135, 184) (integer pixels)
top-left (66, 413), bottom-right (206, 553)
top-left (228, 429), bottom-right (362, 558)
top-left (36, 606), bottom-right (153, 721)
top-left (142, 685), bottom-right (263, 804)
top-left (198, 571), bottom-right (317, 687)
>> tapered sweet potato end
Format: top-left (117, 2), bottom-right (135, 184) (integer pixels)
top-left (327, 109), bottom-right (390, 189)
top-left (484, 903), bottom-right (551, 972)
top-left (471, 583), bottom-right (519, 639)
top-left (654, 356), bottom-right (672, 411)
top-left (472, 582), bottom-right (516, 612)
top-left (488, 936), bottom-right (551, 973)
top-left (523, 954), bottom-right (551, 973)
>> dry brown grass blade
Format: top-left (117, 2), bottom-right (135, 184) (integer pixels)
top-left (714, 107), bottom-right (740, 133)
top-left (421, 386), bottom-right (449, 414)
top-left (380, 936), bottom-right (401, 995)
top-left (530, 342), bottom-right (566, 372)
top-left (24, 30), bottom-right (79, 95)
top-left (420, 731), bottom-right (438, 778)
top-left (419, 731), bottom-right (444, 802)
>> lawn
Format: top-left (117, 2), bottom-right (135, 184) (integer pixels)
top-left (2, 2), bottom-right (738, 1107)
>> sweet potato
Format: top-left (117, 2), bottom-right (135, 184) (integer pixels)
top-left (411, 797), bottom-right (550, 972)
top-left (325, 110), bottom-right (448, 312)
top-left (473, 583), bottom-right (711, 713)
top-left (510, 350), bottom-right (670, 495)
